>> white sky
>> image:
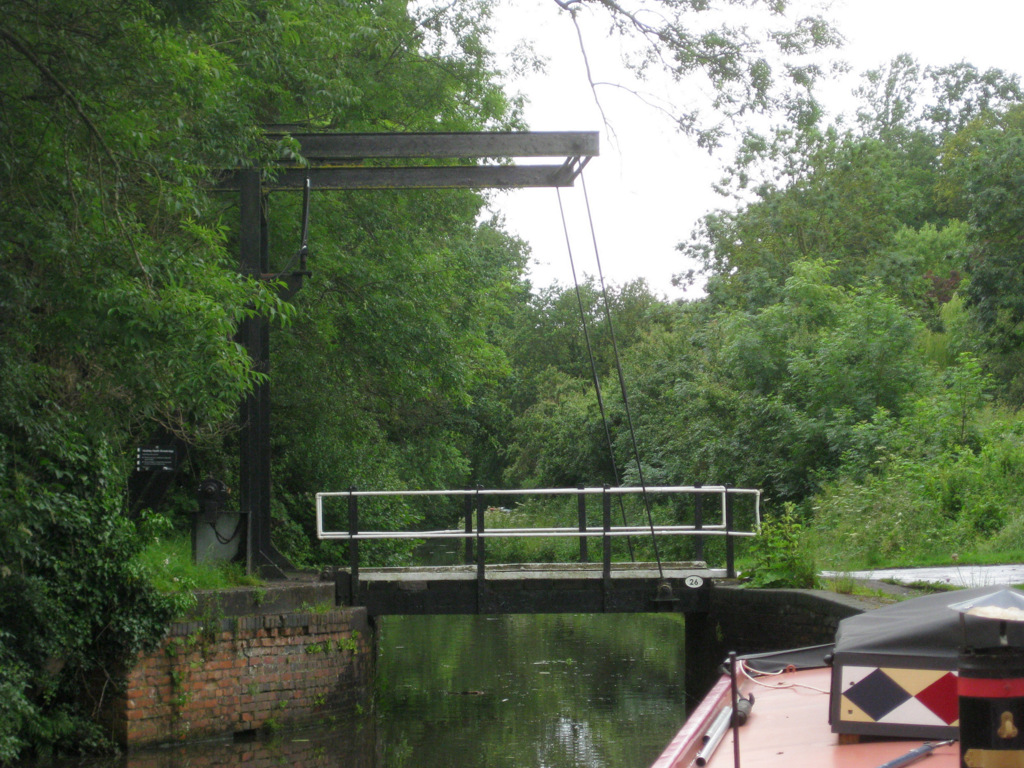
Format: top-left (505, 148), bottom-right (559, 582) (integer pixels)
top-left (484, 0), bottom-right (1022, 299)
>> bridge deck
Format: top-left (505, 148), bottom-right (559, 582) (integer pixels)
top-left (358, 562), bottom-right (722, 580)
top-left (336, 562), bottom-right (719, 616)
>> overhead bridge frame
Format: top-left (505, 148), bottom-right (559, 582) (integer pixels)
top-left (224, 130), bottom-right (599, 576)
top-left (219, 130), bottom-right (599, 191)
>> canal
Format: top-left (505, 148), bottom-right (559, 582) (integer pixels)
top-left (377, 613), bottom-right (692, 767)
top-left (44, 612), bottom-right (695, 768)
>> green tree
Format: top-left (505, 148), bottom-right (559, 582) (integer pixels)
top-left (620, 262), bottom-right (926, 502)
top-left (0, 0), bottom-right (524, 755)
top-left (549, 0), bottom-right (840, 148)
top-left (949, 105), bottom-right (1024, 401)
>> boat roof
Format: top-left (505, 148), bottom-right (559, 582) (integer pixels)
top-left (651, 667), bottom-right (959, 768)
top-left (835, 586), bottom-right (1024, 662)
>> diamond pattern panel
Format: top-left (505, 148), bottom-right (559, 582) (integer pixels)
top-left (915, 672), bottom-right (959, 725)
top-left (839, 666), bottom-right (959, 728)
top-left (843, 668), bottom-right (912, 721)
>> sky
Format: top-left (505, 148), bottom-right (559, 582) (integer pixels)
top-left (483, 0), bottom-right (1022, 299)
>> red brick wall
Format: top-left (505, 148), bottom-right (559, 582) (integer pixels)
top-left (104, 607), bottom-right (374, 746)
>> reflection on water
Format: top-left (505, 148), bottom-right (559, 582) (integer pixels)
top-left (24, 716), bottom-right (378, 768)
top-left (378, 613), bottom-right (690, 768)
top-left (30, 613), bottom-right (690, 768)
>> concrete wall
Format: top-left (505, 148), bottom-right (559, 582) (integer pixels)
top-left (709, 586), bottom-right (868, 653)
top-left (102, 582), bottom-right (374, 747)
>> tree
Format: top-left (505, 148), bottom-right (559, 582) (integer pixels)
top-left (547, 0), bottom-right (840, 148)
top-left (620, 262), bottom-right (926, 502)
top-left (0, 0), bottom-right (525, 755)
top-left (942, 105), bottom-right (1024, 400)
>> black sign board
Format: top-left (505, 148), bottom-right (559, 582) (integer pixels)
top-left (136, 446), bottom-right (177, 472)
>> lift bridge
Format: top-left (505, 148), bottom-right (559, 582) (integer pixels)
top-left (317, 485), bottom-right (759, 618)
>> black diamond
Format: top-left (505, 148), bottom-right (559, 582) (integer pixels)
top-left (844, 669), bottom-right (912, 721)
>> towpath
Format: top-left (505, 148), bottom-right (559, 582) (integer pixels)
top-left (833, 564), bottom-right (1024, 588)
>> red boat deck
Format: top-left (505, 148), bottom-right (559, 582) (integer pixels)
top-left (651, 666), bottom-right (960, 768)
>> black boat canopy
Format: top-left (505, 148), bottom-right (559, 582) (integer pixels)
top-left (835, 586), bottom-right (1024, 663)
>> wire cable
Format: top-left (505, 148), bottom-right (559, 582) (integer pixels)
top-left (556, 188), bottom-right (636, 559)
top-left (579, 172), bottom-right (664, 579)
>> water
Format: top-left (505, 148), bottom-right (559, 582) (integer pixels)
top-left (377, 613), bottom-right (691, 768)
top-left (32, 612), bottom-right (693, 768)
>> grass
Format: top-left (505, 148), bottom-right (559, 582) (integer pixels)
top-left (137, 534), bottom-right (263, 594)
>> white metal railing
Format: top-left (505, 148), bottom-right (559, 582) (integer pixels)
top-left (316, 485), bottom-right (761, 578)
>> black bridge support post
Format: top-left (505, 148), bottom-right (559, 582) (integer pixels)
top-left (236, 168), bottom-right (298, 578)
top-left (348, 488), bottom-right (359, 603)
top-left (463, 491), bottom-right (474, 564)
top-left (577, 484), bottom-right (588, 563)
top-left (724, 485), bottom-right (735, 578)
top-left (693, 484), bottom-right (704, 562)
top-left (475, 487), bottom-right (486, 609)
top-left (602, 486), bottom-right (612, 609)
top-left (684, 601), bottom-right (722, 703)
top-left (238, 169), bottom-right (272, 576)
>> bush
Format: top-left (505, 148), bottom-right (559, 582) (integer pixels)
top-left (746, 505), bottom-right (818, 588)
top-left (0, 420), bottom-right (182, 760)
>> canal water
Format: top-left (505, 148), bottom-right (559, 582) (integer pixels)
top-left (40, 612), bottom-right (694, 768)
top-left (377, 613), bottom-right (691, 767)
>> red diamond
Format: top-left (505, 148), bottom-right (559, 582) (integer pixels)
top-left (916, 673), bottom-right (959, 724)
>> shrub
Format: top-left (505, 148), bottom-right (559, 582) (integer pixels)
top-left (746, 504), bottom-right (818, 588)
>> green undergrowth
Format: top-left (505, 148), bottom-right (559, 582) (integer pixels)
top-left (809, 405), bottom-right (1024, 570)
top-left (136, 535), bottom-right (263, 597)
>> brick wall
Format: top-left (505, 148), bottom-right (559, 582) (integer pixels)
top-left (103, 604), bottom-right (374, 747)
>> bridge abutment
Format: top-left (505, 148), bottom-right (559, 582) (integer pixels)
top-left (98, 581), bottom-right (374, 747)
top-left (99, 578), bottom-right (875, 749)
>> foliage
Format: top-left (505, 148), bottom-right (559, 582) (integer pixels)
top-left (550, 0), bottom-right (841, 149)
top-left (0, 0), bottom-right (523, 757)
top-left (812, 402), bottom-right (1024, 568)
top-left (946, 105), bottom-right (1024, 402)
top-left (0, 415), bottom-right (184, 758)
top-left (135, 534), bottom-right (262, 597)
top-left (4, 0), bottom-right (1024, 756)
top-left (746, 505), bottom-right (817, 588)
top-left (483, 501), bottom-right (583, 564)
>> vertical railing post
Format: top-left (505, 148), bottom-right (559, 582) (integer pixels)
top-left (348, 487), bottom-right (359, 601)
top-left (724, 484), bottom-right (735, 578)
top-left (693, 483), bottom-right (704, 562)
top-left (602, 486), bottom-right (612, 589)
top-left (463, 490), bottom-right (474, 564)
top-left (476, 486), bottom-right (486, 592)
top-left (577, 483), bottom-right (588, 563)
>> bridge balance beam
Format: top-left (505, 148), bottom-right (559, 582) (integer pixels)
top-left (334, 563), bottom-right (717, 616)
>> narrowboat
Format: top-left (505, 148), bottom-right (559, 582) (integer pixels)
top-left (651, 586), bottom-right (1024, 768)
